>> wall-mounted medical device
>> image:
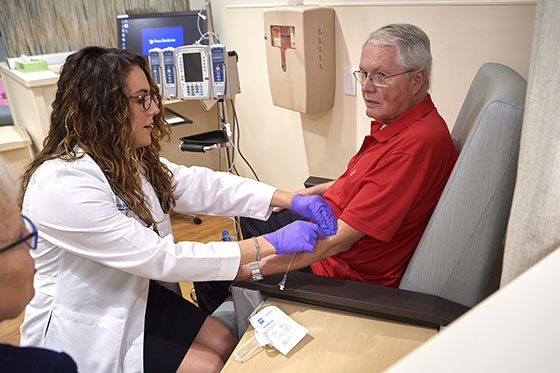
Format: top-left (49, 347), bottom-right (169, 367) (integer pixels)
top-left (264, 6), bottom-right (335, 114)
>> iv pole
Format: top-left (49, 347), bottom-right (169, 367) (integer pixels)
top-left (202, 0), bottom-right (241, 237)
top-left (203, 0), bottom-right (234, 175)
top-left (207, 1), bottom-right (241, 238)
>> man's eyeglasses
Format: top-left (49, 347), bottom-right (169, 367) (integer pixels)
top-left (353, 69), bottom-right (415, 87)
top-left (0, 215), bottom-right (38, 254)
top-left (127, 93), bottom-right (155, 111)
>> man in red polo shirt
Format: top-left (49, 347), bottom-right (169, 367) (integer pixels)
top-left (194, 23), bottom-right (457, 313)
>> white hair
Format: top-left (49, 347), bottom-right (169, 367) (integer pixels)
top-left (366, 23), bottom-right (432, 89)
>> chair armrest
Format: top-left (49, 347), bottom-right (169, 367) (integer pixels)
top-left (304, 176), bottom-right (334, 188)
top-left (232, 272), bottom-right (469, 328)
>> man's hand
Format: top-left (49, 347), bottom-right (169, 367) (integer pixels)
top-left (290, 194), bottom-right (337, 235)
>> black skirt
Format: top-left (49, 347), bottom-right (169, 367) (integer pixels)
top-left (143, 281), bottom-right (208, 373)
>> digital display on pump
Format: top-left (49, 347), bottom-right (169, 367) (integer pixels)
top-left (182, 53), bottom-right (203, 82)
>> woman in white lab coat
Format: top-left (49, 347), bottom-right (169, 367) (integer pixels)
top-left (18, 47), bottom-right (336, 373)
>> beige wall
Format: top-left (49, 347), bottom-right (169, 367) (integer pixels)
top-left (217, 2), bottom-right (535, 191)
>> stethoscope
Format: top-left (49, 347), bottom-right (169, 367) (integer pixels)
top-left (109, 184), bottom-right (160, 235)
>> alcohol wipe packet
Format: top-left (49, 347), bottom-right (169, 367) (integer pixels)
top-left (249, 305), bottom-right (309, 356)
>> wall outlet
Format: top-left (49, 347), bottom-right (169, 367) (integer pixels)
top-left (344, 68), bottom-right (356, 96)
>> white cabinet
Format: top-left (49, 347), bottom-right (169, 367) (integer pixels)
top-left (0, 62), bottom-right (58, 154)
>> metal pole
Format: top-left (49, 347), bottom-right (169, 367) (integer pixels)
top-left (205, 1), bottom-right (217, 44)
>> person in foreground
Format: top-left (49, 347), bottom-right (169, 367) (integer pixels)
top-left (18, 46), bottom-right (336, 373)
top-left (194, 23), bottom-right (458, 314)
top-left (0, 160), bottom-right (77, 372)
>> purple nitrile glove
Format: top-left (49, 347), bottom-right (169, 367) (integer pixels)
top-left (290, 194), bottom-right (337, 236)
top-left (263, 221), bottom-right (326, 255)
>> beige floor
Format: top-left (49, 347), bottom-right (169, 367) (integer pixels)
top-left (0, 213), bottom-right (236, 346)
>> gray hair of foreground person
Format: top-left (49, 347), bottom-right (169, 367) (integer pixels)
top-left (366, 23), bottom-right (432, 89)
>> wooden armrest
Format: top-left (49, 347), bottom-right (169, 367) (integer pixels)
top-left (232, 272), bottom-right (469, 328)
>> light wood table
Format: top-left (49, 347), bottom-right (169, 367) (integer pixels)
top-left (222, 297), bottom-right (437, 372)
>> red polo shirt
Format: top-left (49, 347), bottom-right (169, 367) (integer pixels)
top-left (311, 95), bottom-right (457, 287)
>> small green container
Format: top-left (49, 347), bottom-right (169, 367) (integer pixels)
top-left (15, 59), bottom-right (48, 73)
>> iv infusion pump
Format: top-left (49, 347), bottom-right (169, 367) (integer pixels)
top-left (209, 44), bottom-right (226, 97)
top-left (148, 48), bottom-right (162, 92)
top-left (162, 47), bottom-right (177, 99)
top-left (150, 44), bottom-right (234, 101)
top-left (176, 44), bottom-right (227, 100)
top-left (148, 47), bottom-right (178, 100)
top-left (176, 45), bottom-right (211, 99)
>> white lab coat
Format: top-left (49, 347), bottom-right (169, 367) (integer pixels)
top-left (20, 153), bottom-right (276, 372)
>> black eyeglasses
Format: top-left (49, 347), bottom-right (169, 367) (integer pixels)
top-left (353, 69), bottom-right (415, 87)
top-left (0, 215), bottom-right (38, 254)
top-left (127, 93), bottom-right (155, 111)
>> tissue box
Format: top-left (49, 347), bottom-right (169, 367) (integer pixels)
top-left (15, 59), bottom-right (48, 73)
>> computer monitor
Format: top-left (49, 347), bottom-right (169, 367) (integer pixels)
top-left (116, 10), bottom-right (208, 58)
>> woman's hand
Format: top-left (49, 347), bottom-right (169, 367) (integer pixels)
top-left (290, 194), bottom-right (337, 235)
top-left (263, 221), bottom-right (325, 254)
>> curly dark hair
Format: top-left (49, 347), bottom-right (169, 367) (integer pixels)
top-left (20, 46), bottom-right (175, 226)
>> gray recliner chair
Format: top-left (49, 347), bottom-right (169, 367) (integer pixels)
top-left (229, 62), bottom-right (527, 337)
top-left (398, 62), bottom-right (527, 307)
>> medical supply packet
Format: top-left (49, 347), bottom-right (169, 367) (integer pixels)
top-left (248, 305), bottom-right (309, 356)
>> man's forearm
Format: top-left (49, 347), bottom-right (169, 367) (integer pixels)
top-left (235, 227), bottom-right (356, 280)
top-left (235, 245), bottom-right (325, 280)
top-left (235, 218), bottom-right (364, 281)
